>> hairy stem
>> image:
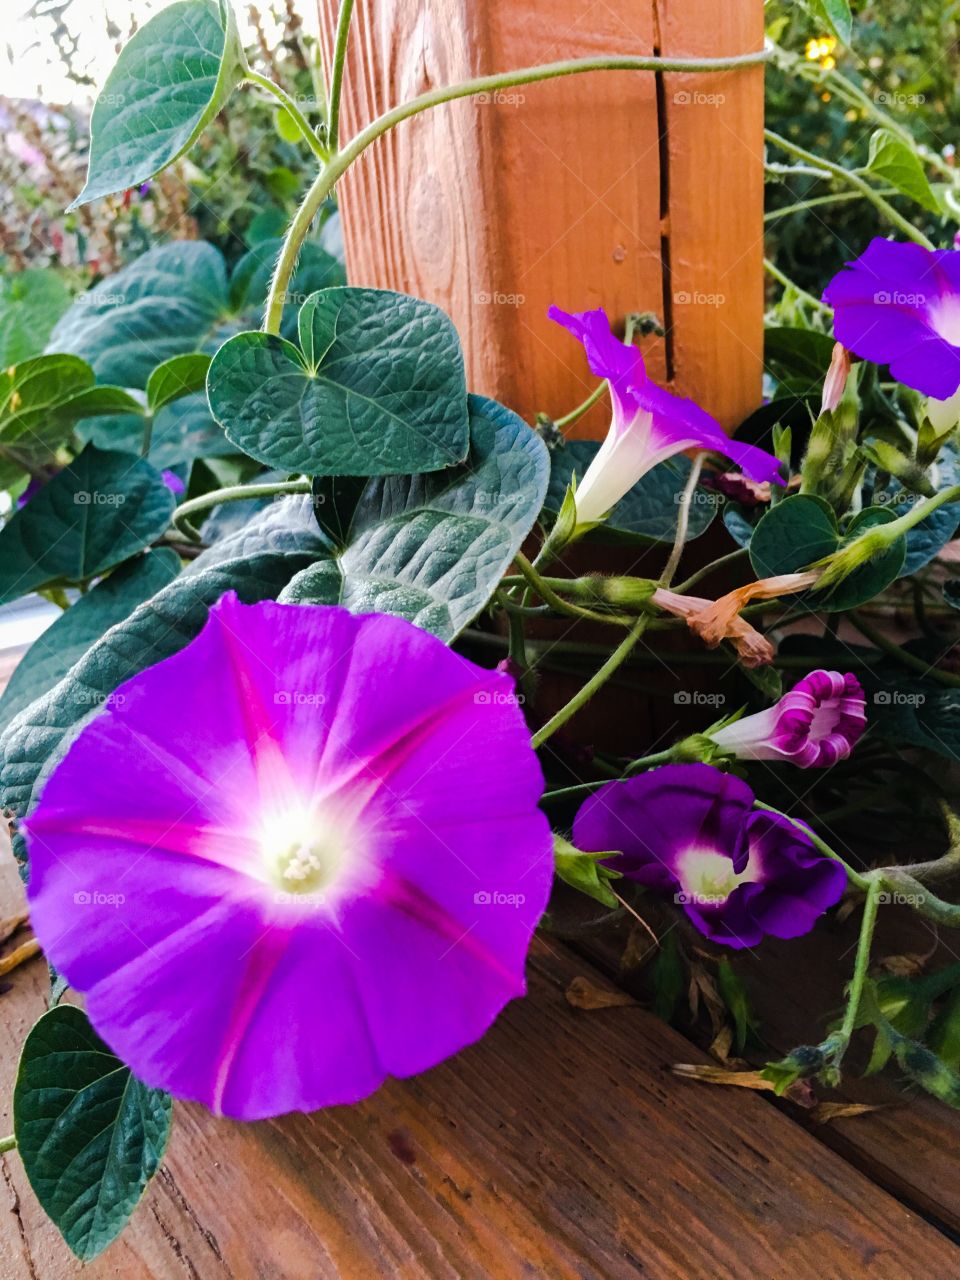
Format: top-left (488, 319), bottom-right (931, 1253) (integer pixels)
top-left (326, 0), bottom-right (356, 153)
top-left (660, 453), bottom-right (704, 587)
top-left (170, 479), bottom-right (312, 543)
top-left (244, 67), bottom-right (328, 162)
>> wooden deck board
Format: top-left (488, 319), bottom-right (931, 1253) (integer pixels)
top-left (1, 852), bottom-right (957, 1278)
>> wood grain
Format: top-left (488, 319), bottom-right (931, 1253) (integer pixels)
top-left (1, 838), bottom-right (957, 1277)
top-left (317, 0), bottom-right (763, 435)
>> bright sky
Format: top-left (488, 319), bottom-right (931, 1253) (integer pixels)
top-left (3, 0), bottom-right (320, 103)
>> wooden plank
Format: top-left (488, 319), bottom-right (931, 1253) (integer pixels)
top-left (1, 839), bottom-right (957, 1278)
top-left (318, 0), bottom-right (763, 436)
top-left (655, 0), bottom-right (766, 429)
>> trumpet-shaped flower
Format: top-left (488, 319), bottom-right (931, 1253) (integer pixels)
top-left (823, 238), bottom-right (960, 398)
top-left (24, 595), bottom-right (553, 1120)
top-left (572, 764), bottom-right (846, 948)
top-left (710, 670), bottom-right (866, 768)
top-left (549, 306), bottom-right (784, 525)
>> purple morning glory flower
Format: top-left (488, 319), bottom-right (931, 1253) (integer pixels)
top-left (572, 764), bottom-right (847, 949)
top-left (549, 306), bottom-right (784, 524)
top-left (161, 469), bottom-right (186, 495)
top-left (823, 238), bottom-right (960, 398)
top-left (710, 670), bottom-right (866, 768)
top-left (24, 595), bottom-right (552, 1119)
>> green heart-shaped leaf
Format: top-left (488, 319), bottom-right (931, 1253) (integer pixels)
top-left (146, 353), bottom-right (212, 412)
top-left (47, 242), bottom-right (230, 388)
top-left (79, 393), bottom-right (232, 468)
top-left (0, 354), bottom-right (141, 447)
top-left (0, 269), bottom-right (72, 365)
top-left (14, 1005), bottom-right (172, 1261)
top-left (867, 129), bottom-right (940, 214)
top-left (208, 287), bottom-right (470, 475)
top-left (749, 493), bottom-right (906, 610)
top-left (0, 549), bottom-right (180, 733)
top-left (278, 395), bottom-right (549, 637)
top-left (0, 445), bottom-right (175, 604)
top-left (69, 0), bottom-right (244, 209)
top-left (0, 496), bottom-right (326, 819)
top-left (545, 442), bottom-right (716, 543)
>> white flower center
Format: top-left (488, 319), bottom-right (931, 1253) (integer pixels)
top-left (931, 295), bottom-right (960, 347)
top-left (676, 847), bottom-right (758, 906)
top-left (258, 802), bottom-right (360, 900)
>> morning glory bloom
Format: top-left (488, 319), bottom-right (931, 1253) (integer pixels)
top-left (549, 306), bottom-right (784, 525)
top-left (823, 238), bottom-right (960, 398)
top-left (573, 764), bottom-right (847, 949)
top-left (710, 670), bottom-right (866, 768)
top-left (24, 595), bottom-right (552, 1120)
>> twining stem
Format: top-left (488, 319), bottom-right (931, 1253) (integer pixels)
top-left (543, 746), bottom-right (678, 800)
top-left (673, 546), bottom-right (749, 594)
top-left (512, 553), bottom-right (634, 625)
top-left (763, 257), bottom-right (834, 316)
top-left (170, 479), bottom-right (312, 543)
top-left (244, 67), bottom-right (328, 162)
top-left (264, 47), bottom-right (771, 334)
top-left (531, 617), bottom-right (650, 749)
top-left (0, 1135), bottom-right (15, 1155)
top-left (764, 188), bottom-right (899, 223)
top-left (326, 0), bottom-right (357, 154)
top-left (660, 453), bottom-right (704, 587)
top-left (554, 380), bottom-right (608, 430)
top-left (850, 609), bottom-right (960, 689)
top-left (764, 129), bottom-right (935, 249)
top-left (140, 413), bottom-right (154, 459)
top-left (836, 880), bottom-right (881, 1049)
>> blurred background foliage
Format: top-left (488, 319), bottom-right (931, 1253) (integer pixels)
top-left (766, 0), bottom-right (960, 290)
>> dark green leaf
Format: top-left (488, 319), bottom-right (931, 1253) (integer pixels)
top-left (146, 353), bottom-right (212, 413)
top-left (208, 287), bottom-right (470, 475)
top-left (69, 0), bottom-right (244, 209)
top-left (810, 0), bottom-right (852, 43)
top-left (0, 497), bottom-right (325, 818)
top-left (866, 129), bottom-right (940, 213)
top-left (652, 931), bottom-right (685, 1023)
top-left (0, 355), bottom-right (141, 448)
top-left (47, 242), bottom-right (230, 388)
top-left (228, 239), bottom-right (345, 316)
top-left (545, 442), bottom-right (716, 543)
top-left (944, 581), bottom-right (960, 611)
top-left (0, 446), bottom-right (175, 605)
top-left (310, 475), bottom-right (367, 549)
top-left (748, 494), bottom-right (839, 577)
top-left (279, 395), bottom-right (549, 639)
top-left (867, 443), bottom-right (960, 575)
top-left (824, 506), bottom-right (906, 610)
top-left (764, 327), bottom-right (836, 385)
top-left (0, 550), bottom-right (180, 733)
top-left (79, 392), bottom-right (231, 468)
top-left (0, 270), bottom-right (72, 365)
top-left (14, 1005), bottom-right (172, 1261)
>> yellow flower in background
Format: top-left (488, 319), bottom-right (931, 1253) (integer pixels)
top-left (805, 35), bottom-right (838, 70)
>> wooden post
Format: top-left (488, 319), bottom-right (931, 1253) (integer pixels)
top-left (317, 0), bottom-right (764, 437)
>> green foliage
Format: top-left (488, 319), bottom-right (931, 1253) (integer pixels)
top-left (208, 288), bottom-right (471, 476)
top-left (279, 396), bottom-right (549, 639)
top-left (14, 1005), bottom-right (172, 1261)
top-left (0, 446), bottom-right (175, 605)
top-left (0, 270), bottom-right (73, 365)
top-left (69, 0), bottom-right (245, 209)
